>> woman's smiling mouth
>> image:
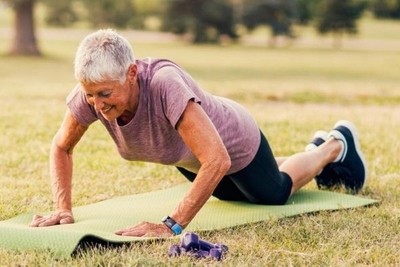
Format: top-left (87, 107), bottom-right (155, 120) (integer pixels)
top-left (101, 106), bottom-right (113, 114)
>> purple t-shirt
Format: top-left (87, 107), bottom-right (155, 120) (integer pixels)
top-left (67, 58), bottom-right (260, 174)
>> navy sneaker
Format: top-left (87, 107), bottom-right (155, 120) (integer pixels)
top-left (328, 120), bottom-right (367, 193)
top-left (306, 131), bottom-right (342, 189)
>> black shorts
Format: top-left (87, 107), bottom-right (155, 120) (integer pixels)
top-left (177, 131), bottom-right (293, 205)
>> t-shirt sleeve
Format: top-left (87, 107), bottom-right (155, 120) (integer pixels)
top-left (150, 67), bottom-right (201, 128)
top-left (66, 84), bottom-right (98, 127)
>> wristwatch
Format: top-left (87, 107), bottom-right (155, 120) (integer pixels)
top-left (162, 216), bottom-right (183, 235)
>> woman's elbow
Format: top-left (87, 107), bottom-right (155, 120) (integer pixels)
top-left (218, 153), bottom-right (232, 175)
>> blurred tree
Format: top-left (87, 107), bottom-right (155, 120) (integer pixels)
top-left (242, 0), bottom-right (297, 46)
top-left (3, 0), bottom-right (41, 55)
top-left (42, 0), bottom-right (78, 27)
top-left (81, 0), bottom-right (135, 28)
top-left (131, 0), bottom-right (165, 29)
top-left (296, 0), bottom-right (319, 24)
top-left (162, 0), bottom-right (237, 44)
top-left (315, 0), bottom-right (367, 48)
top-left (371, 0), bottom-right (400, 18)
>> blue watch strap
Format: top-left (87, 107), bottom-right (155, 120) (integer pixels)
top-left (162, 216), bottom-right (183, 235)
top-left (170, 223), bottom-right (183, 235)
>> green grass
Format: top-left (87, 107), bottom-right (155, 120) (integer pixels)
top-left (1, 18), bottom-right (400, 266)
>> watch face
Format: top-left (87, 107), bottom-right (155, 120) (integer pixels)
top-left (162, 216), bottom-right (175, 227)
top-left (162, 216), bottom-right (182, 235)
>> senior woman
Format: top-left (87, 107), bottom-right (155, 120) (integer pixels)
top-left (30, 29), bottom-right (366, 237)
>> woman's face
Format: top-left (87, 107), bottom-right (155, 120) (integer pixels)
top-left (82, 79), bottom-right (130, 121)
top-left (81, 65), bottom-right (139, 122)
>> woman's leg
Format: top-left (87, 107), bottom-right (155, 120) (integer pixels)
top-left (228, 132), bottom-right (293, 205)
top-left (229, 131), bottom-right (341, 205)
top-left (275, 157), bottom-right (287, 167)
top-left (278, 137), bottom-right (341, 194)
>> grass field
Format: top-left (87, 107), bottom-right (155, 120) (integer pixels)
top-left (1, 15), bottom-right (400, 266)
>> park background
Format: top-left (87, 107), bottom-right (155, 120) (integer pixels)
top-left (0, 0), bottom-right (399, 266)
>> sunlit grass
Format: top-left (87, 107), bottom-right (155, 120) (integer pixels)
top-left (360, 16), bottom-right (400, 40)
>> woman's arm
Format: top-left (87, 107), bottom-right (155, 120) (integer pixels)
top-left (114, 100), bottom-right (231, 237)
top-left (30, 109), bottom-right (88, 227)
top-left (170, 100), bottom-right (231, 227)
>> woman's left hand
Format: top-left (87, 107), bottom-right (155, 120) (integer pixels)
top-left (114, 221), bottom-right (174, 237)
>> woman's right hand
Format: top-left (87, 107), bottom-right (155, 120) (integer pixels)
top-left (29, 210), bottom-right (74, 227)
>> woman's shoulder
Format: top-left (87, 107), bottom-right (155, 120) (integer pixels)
top-left (137, 58), bottom-right (184, 78)
top-left (66, 84), bottom-right (84, 104)
top-left (65, 84), bottom-right (98, 126)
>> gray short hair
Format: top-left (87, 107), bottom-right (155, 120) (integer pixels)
top-left (74, 29), bottom-right (135, 84)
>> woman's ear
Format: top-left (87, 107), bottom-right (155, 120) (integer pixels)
top-left (127, 64), bottom-right (138, 83)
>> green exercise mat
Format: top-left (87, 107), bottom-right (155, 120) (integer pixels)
top-left (0, 183), bottom-right (377, 257)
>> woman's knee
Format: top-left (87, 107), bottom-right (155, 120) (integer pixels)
top-left (251, 172), bottom-right (293, 205)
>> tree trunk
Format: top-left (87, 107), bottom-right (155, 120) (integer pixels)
top-left (332, 31), bottom-right (343, 49)
top-left (10, 0), bottom-right (41, 56)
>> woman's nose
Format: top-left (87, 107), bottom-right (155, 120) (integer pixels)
top-left (93, 97), bottom-right (104, 111)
